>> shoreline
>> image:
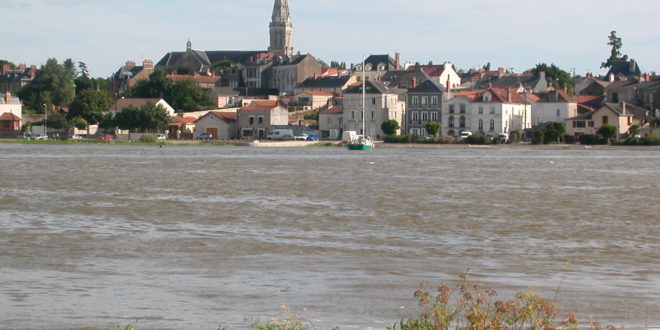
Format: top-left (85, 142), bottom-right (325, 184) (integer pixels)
top-left (2, 139), bottom-right (659, 150)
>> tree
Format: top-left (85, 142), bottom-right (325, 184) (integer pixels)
top-left (629, 124), bottom-right (641, 136)
top-left (0, 59), bottom-right (16, 69)
top-left (18, 58), bottom-right (75, 110)
top-left (426, 122), bottom-right (441, 137)
top-left (129, 69), bottom-right (172, 99)
top-left (69, 117), bottom-right (88, 130)
top-left (601, 31), bottom-right (629, 69)
top-left (63, 58), bottom-right (77, 80)
top-left (381, 120), bottom-right (400, 136)
top-left (67, 89), bottom-right (114, 126)
top-left (544, 122), bottom-right (565, 144)
top-left (482, 62), bottom-right (491, 71)
top-left (114, 102), bottom-right (170, 132)
top-left (211, 60), bottom-right (234, 75)
top-left (598, 123), bottom-right (617, 142)
top-left (168, 79), bottom-right (214, 111)
top-left (77, 62), bottom-right (89, 78)
top-left (531, 63), bottom-right (574, 93)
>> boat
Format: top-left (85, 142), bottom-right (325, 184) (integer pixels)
top-left (347, 58), bottom-right (375, 151)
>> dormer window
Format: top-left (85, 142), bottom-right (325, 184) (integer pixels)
top-left (483, 92), bottom-right (491, 102)
top-left (377, 64), bottom-right (386, 71)
top-left (355, 65), bottom-right (362, 71)
top-left (365, 63), bottom-right (373, 71)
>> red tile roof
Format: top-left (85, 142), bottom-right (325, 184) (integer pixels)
top-left (0, 112), bottom-right (20, 121)
top-left (575, 95), bottom-right (601, 104)
top-left (172, 116), bottom-right (197, 124)
top-left (321, 105), bottom-right (343, 114)
top-left (407, 64), bottom-right (447, 77)
top-left (240, 100), bottom-right (284, 111)
top-left (209, 111), bottom-right (237, 122)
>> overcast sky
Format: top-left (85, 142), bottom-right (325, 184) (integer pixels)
top-left (2, 0), bottom-right (659, 77)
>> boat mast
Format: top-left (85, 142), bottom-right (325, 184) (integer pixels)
top-left (362, 57), bottom-right (366, 136)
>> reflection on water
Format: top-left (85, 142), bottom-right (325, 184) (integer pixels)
top-left (0, 144), bottom-right (659, 328)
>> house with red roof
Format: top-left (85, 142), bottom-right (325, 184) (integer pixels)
top-left (1, 92), bottom-right (22, 134)
top-left (443, 88), bottom-right (531, 137)
top-left (193, 111), bottom-right (237, 140)
top-left (566, 103), bottom-right (637, 139)
top-left (319, 105), bottom-right (343, 139)
top-left (169, 115), bottom-right (197, 139)
top-left (236, 100), bottom-right (289, 139)
top-left (0, 112), bottom-right (21, 132)
top-left (407, 61), bottom-right (461, 89)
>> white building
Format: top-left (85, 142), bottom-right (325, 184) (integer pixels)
top-left (0, 92), bottom-right (22, 120)
top-left (342, 80), bottom-right (406, 138)
top-left (526, 90), bottom-right (578, 127)
top-left (443, 88), bottom-right (531, 136)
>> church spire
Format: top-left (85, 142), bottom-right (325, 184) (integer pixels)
top-left (269, 0), bottom-right (293, 57)
top-left (272, 0), bottom-right (290, 23)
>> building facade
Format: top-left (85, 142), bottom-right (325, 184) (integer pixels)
top-left (343, 80), bottom-right (406, 138)
top-left (406, 80), bottom-right (445, 137)
top-left (236, 100), bottom-right (289, 139)
top-left (319, 105), bottom-right (343, 139)
top-left (526, 90), bottom-right (578, 127)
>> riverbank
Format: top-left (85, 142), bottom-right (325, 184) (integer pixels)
top-left (2, 138), bottom-right (660, 150)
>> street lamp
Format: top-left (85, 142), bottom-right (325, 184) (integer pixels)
top-left (43, 104), bottom-right (47, 138)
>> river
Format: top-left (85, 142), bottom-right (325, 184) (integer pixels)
top-left (0, 144), bottom-right (658, 329)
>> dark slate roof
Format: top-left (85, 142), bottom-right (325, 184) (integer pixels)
top-left (474, 74), bottom-right (540, 90)
top-left (344, 80), bottom-right (405, 95)
top-left (156, 50), bottom-right (266, 67)
top-left (606, 60), bottom-right (641, 77)
top-left (381, 69), bottom-right (430, 89)
top-left (297, 76), bottom-right (351, 89)
top-left (274, 54), bottom-right (315, 66)
top-left (364, 54), bottom-right (396, 71)
top-left (407, 78), bottom-right (446, 94)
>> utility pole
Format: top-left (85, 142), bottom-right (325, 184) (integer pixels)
top-left (43, 104), bottom-right (48, 138)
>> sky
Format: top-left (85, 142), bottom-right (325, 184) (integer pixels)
top-left (2, 0), bottom-right (659, 78)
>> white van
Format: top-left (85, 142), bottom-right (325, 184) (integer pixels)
top-left (266, 129), bottom-right (294, 140)
top-left (342, 131), bottom-right (357, 143)
top-left (459, 131), bottom-right (472, 138)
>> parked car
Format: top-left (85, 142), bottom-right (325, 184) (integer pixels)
top-left (35, 134), bottom-right (48, 140)
top-left (497, 133), bottom-right (509, 142)
top-left (306, 135), bottom-right (320, 141)
top-left (155, 133), bottom-right (167, 141)
top-left (101, 134), bottom-right (113, 141)
top-left (71, 134), bottom-right (83, 140)
top-left (459, 131), bottom-right (473, 138)
top-left (199, 133), bottom-right (213, 140)
top-left (294, 134), bottom-right (308, 141)
top-left (266, 129), bottom-right (294, 140)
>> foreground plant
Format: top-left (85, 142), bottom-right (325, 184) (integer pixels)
top-left (392, 273), bottom-right (581, 330)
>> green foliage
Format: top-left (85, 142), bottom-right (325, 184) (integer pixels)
top-left (508, 130), bottom-right (522, 143)
top-left (425, 122), bottom-right (441, 137)
top-left (579, 134), bottom-right (606, 145)
top-left (381, 120), bottom-right (400, 136)
top-left (0, 59), bottom-right (16, 69)
top-left (531, 63), bottom-right (574, 93)
top-left (531, 130), bottom-right (545, 145)
top-left (68, 89), bottom-right (114, 125)
top-left (44, 112), bottom-right (70, 130)
top-left (139, 134), bottom-right (158, 143)
top-left (466, 134), bottom-right (493, 145)
top-left (597, 123), bottom-right (617, 142)
top-left (69, 116), bottom-right (88, 130)
top-left (330, 61), bottom-right (347, 69)
top-left (75, 76), bottom-right (112, 93)
top-left (623, 134), bottom-right (660, 146)
top-left (211, 60), bottom-right (235, 74)
top-left (63, 58), bottom-right (77, 80)
top-left (392, 275), bottom-right (580, 330)
top-left (628, 124), bottom-right (641, 136)
top-left (128, 70), bottom-right (213, 111)
top-left (482, 62), bottom-right (491, 71)
top-left (114, 101), bottom-right (170, 132)
top-left (601, 31), bottom-right (629, 69)
top-left (544, 121), bottom-right (565, 144)
top-left (18, 58), bottom-right (75, 109)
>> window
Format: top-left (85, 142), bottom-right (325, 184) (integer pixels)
top-left (249, 116), bottom-right (255, 125)
top-left (431, 111), bottom-right (438, 122)
top-left (350, 111), bottom-right (355, 120)
top-left (449, 105), bottom-right (455, 113)
top-left (479, 106), bottom-right (484, 114)
top-left (327, 117), bottom-right (333, 125)
top-left (258, 116), bottom-right (264, 125)
top-left (602, 116), bottom-right (609, 124)
top-left (448, 116), bottom-right (455, 128)
top-left (490, 106), bottom-right (496, 114)
top-left (421, 112), bottom-right (428, 123)
top-left (479, 119), bottom-right (483, 131)
top-left (460, 104), bottom-right (466, 114)
top-left (412, 96), bottom-right (418, 107)
top-left (371, 98), bottom-right (376, 105)
top-left (411, 111), bottom-right (419, 122)
top-left (371, 111), bottom-right (375, 120)
top-left (431, 96), bottom-right (438, 106)
top-left (490, 119), bottom-right (495, 131)
top-left (588, 121), bottom-right (594, 127)
top-left (411, 128), bottom-right (419, 136)
top-left (459, 116), bottom-right (466, 128)
top-left (421, 96), bottom-right (428, 106)
top-left (556, 109), bottom-right (561, 117)
top-left (421, 128), bottom-right (427, 137)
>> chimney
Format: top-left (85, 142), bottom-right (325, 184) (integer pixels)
top-left (29, 65), bottom-right (37, 78)
top-left (18, 63), bottom-right (26, 71)
top-left (1, 64), bottom-right (8, 75)
top-left (629, 59), bottom-right (636, 73)
top-left (498, 67), bottom-right (505, 77)
top-left (609, 73), bottom-right (615, 82)
top-left (412, 77), bottom-right (417, 88)
top-left (622, 102), bottom-right (627, 114)
top-left (643, 73), bottom-right (650, 82)
top-left (395, 53), bottom-right (400, 70)
top-left (143, 60), bottom-right (154, 70)
top-left (549, 90), bottom-right (558, 102)
top-left (507, 89), bottom-right (512, 103)
top-left (446, 76), bottom-right (451, 91)
top-left (125, 61), bottom-right (136, 68)
top-left (4, 91), bottom-right (11, 104)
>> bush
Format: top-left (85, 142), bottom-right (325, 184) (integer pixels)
top-left (140, 134), bottom-right (158, 143)
top-left (384, 135), bottom-right (418, 143)
top-left (466, 134), bottom-right (492, 145)
top-left (531, 130), bottom-right (544, 144)
top-left (579, 134), bottom-right (605, 145)
top-left (508, 130), bottom-right (522, 143)
top-left (623, 134), bottom-right (660, 146)
top-left (564, 134), bottom-right (576, 144)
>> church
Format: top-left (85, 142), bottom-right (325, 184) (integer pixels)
top-left (150, 0), bottom-right (321, 95)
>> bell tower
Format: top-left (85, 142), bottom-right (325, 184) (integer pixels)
top-left (269, 0), bottom-right (293, 57)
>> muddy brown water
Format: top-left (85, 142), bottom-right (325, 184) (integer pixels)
top-left (0, 144), bottom-right (658, 329)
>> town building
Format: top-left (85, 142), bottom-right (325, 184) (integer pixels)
top-left (236, 100), bottom-right (289, 139)
top-left (354, 54), bottom-right (401, 81)
top-left (343, 80), bottom-right (406, 138)
top-left (113, 60), bottom-right (155, 95)
top-left (319, 105), bottom-right (343, 139)
top-left (408, 62), bottom-right (462, 89)
top-left (270, 54), bottom-right (322, 95)
top-left (406, 79), bottom-right (445, 137)
top-left (566, 103), bottom-right (636, 139)
top-left (169, 115), bottom-right (197, 139)
top-left (290, 91), bottom-right (334, 110)
top-left (443, 88), bottom-right (531, 137)
top-left (525, 90), bottom-right (578, 127)
top-left (0, 64), bottom-right (37, 94)
top-left (294, 75), bottom-right (356, 95)
top-left (194, 111), bottom-right (237, 140)
top-left (269, 0), bottom-right (294, 57)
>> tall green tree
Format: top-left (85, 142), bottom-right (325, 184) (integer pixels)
top-left (114, 101), bottom-right (170, 132)
top-left (77, 62), bottom-right (89, 78)
top-left (601, 31), bottom-right (629, 69)
top-left (426, 122), bottom-right (441, 137)
top-left (531, 63), bottom-right (574, 93)
top-left (168, 79), bottom-right (213, 111)
top-left (63, 58), bottom-right (77, 80)
top-left (67, 89), bottom-right (114, 125)
top-left (129, 69), bottom-right (173, 99)
top-left (381, 120), bottom-right (400, 136)
top-left (544, 122), bottom-right (565, 144)
top-left (598, 123), bottom-right (617, 142)
top-left (18, 58), bottom-right (75, 110)
top-left (0, 59), bottom-right (16, 69)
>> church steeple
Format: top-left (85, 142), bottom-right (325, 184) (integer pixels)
top-left (269, 0), bottom-right (293, 57)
